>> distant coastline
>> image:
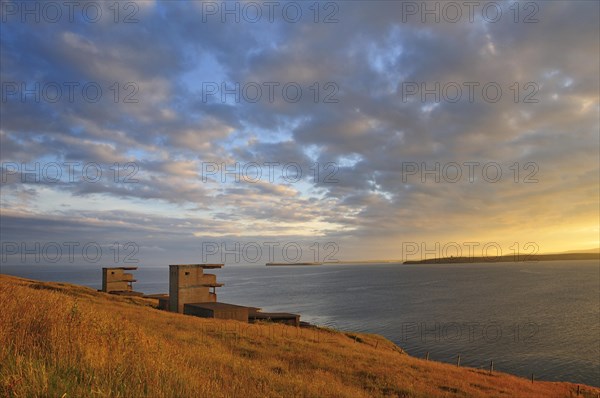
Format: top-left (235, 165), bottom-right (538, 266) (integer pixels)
top-left (403, 252), bottom-right (600, 265)
top-left (265, 251), bottom-right (600, 266)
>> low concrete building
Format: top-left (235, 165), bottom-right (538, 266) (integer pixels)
top-left (168, 264), bottom-right (224, 313)
top-left (184, 302), bottom-right (250, 322)
top-left (249, 310), bottom-right (300, 327)
top-left (102, 267), bottom-right (137, 293)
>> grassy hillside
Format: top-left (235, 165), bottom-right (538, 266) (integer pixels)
top-left (0, 274), bottom-right (597, 397)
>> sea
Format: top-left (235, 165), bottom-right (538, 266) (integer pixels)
top-left (1, 260), bottom-right (598, 387)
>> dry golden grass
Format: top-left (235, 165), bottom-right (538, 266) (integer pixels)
top-left (0, 274), bottom-right (597, 398)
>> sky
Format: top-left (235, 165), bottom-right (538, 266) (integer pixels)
top-left (1, 0), bottom-right (599, 267)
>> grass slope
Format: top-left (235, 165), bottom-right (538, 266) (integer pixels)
top-left (0, 274), bottom-right (597, 398)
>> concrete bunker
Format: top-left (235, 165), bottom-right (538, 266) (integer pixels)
top-left (104, 263), bottom-right (301, 325)
top-left (101, 267), bottom-right (142, 295)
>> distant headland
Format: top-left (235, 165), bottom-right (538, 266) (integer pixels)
top-left (403, 252), bottom-right (600, 265)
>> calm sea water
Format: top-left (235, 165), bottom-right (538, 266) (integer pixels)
top-left (2, 260), bottom-right (599, 386)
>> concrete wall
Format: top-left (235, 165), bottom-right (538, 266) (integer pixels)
top-left (183, 305), bottom-right (214, 318)
top-left (158, 297), bottom-right (170, 311)
top-left (183, 304), bottom-right (249, 322)
top-left (213, 307), bottom-right (248, 322)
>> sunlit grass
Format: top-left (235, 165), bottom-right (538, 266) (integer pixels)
top-left (0, 275), bottom-right (597, 397)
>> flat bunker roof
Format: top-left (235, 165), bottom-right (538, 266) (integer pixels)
top-left (169, 264), bottom-right (223, 269)
top-left (250, 312), bottom-right (299, 319)
top-left (186, 302), bottom-right (249, 311)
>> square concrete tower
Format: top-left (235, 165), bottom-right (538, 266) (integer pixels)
top-left (168, 264), bottom-right (224, 313)
top-left (102, 267), bottom-right (137, 293)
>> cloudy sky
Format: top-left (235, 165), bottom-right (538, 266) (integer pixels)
top-left (1, 1), bottom-right (598, 266)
